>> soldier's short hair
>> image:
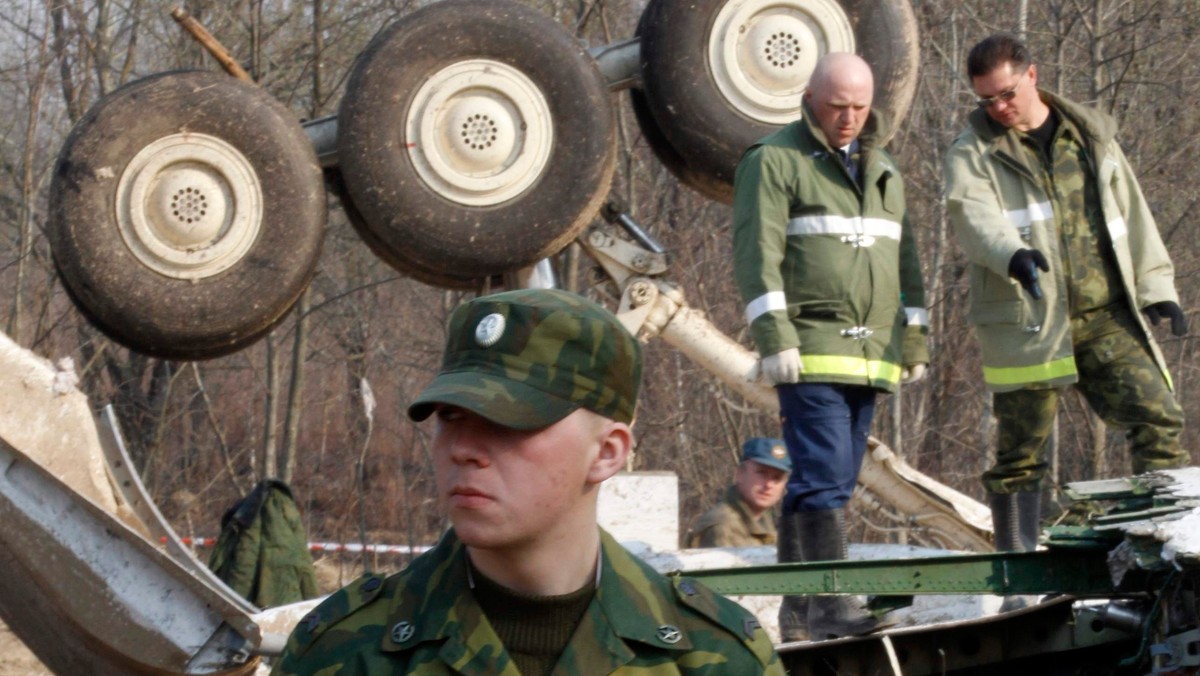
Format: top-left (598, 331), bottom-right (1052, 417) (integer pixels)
top-left (408, 288), bottom-right (642, 430)
top-left (967, 33), bottom-right (1032, 79)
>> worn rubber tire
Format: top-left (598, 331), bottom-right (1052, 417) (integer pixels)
top-left (628, 13), bottom-right (729, 205)
top-left (337, 0), bottom-right (616, 288)
top-left (49, 71), bottom-right (326, 360)
top-left (638, 0), bottom-right (919, 204)
top-left (325, 168), bottom-right (483, 290)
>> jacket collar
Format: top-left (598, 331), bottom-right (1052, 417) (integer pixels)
top-left (379, 528), bottom-right (693, 672)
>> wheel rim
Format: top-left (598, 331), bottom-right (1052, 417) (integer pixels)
top-left (116, 133), bottom-right (263, 280)
top-left (707, 0), bottom-right (855, 124)
top-left (406, 59), bottom-right (554, 206)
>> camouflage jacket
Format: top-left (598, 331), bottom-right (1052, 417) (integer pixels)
top-left (207, 479), bottom-right (319, 608)
top-left (685, 485), bottom-right (776, 548)
top-left (271, 528), bottom-right (783, 675)
top-left (732, 102), bottom-right (929, 392)
top-left (945, 91), bottom-right (1177, 392)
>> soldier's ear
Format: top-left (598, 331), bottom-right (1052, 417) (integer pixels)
top-left (586, 419), bottom-right (632, 485)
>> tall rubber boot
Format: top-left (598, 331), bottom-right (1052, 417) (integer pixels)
top-left (798, 509), bottom-right (892, 640)
top-left (776, 513), bottom-right (809, 641)
top-left (990, 491), bottom-right (1040, 612)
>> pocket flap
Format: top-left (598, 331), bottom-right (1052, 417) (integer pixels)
top-left (969, 300), bottom-right (1023, 326)
top-left (789, 300), bottom-right (847, 320)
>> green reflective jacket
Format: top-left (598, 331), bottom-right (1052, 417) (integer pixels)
top-left (944, 91), bottom-right (1177, 392)
top-left (733, 104), bottom-right (929, 392)
top-left (271, 528), bottom-right (782, 675)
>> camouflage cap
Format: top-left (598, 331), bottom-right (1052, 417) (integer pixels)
top-left (408, 288), bottom-right (642, 429)
top-left (741, 437), bottom-right (791, 472)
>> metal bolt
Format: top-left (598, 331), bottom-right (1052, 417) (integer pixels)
top-left (629, 282), bottom-right (654, 307)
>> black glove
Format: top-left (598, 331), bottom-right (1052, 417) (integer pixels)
top-left (1008, 249), bottom-right (1050, 300)
top-left (1143, 301), bottom-right (1189, 337)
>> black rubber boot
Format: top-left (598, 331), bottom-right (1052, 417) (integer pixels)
top-left (990, 491), bottom-right (1041, 612)
top-left (798, 509), bottom-right (892, 640)
top-left (777, 513), bottom-right (810, 641)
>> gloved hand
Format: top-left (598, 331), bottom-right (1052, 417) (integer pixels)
top-left (900, 363), bottom-right (927, 384)
top-left (1008, 249), bottom-right (1050, 300)
top-left (1143, 301), bottom-right (1189, 337)
top-left (761, 348), bottom-right (803, 385)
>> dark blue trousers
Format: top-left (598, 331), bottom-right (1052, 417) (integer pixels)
top-left (777, 383), bottom-right (877, 513)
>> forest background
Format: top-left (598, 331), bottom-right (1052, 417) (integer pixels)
top-left (1, 0), bottom-right (1197, 586)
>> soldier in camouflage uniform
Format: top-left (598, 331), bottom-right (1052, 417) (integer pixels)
top-left (271, 289), bottom-right (782, 675)
top-left (685, 438), bottom-right (790, 549)
top-left (944, 34), bottom-right (1189, 605)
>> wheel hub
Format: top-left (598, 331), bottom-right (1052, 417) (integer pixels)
top-left (407, 60), bottom-right (553, 206)
top-left (709, 0), bottom-right (855, 124)
top-left (442, 97), bottom-right (518, 173)
top-left (116, 133), bottom-right (263, 280)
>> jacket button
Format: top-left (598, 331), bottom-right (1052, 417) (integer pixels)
top-left (361, 577), bottom-right (381, 592)
top-left (679, 580), bottom-right (697, 596)
top-left (657, 625), bottom-right (682, 644)
top-left (391, 621), bottom-right (416, 643)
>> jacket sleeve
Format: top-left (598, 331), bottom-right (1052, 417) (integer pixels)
top-left (1107, 141), bottom-right (1179, 307)
top-left (898, 210), bottom-right (930, 366)
top-left (943, 136), bottom-right (1026, 278)
top-left (732, 146), bottom-right (799, 358)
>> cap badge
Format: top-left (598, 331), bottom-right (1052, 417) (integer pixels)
top-left (772, 444), bottom-right (787, 459)
top-left (475, 313), bottom-right (505, 347)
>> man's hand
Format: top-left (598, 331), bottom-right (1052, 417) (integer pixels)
top-left (761, 348), bottom-right (803, 385)
top-left (900, 363), bottom-right (927, 384)
top-left (1143, 301), bottom-right (1189, 337)
top-left (1008, 249), bottom-right (1050, 300)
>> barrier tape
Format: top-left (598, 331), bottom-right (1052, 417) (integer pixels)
top-left (162, 536), bottom-right (432, 555)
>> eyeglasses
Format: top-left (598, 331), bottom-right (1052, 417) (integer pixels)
top-left (975, 70), bottom-right (1027, 109)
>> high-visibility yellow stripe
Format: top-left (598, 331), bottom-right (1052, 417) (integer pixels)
top-left (983, 356), bottom-right (1077, 386)
top-left (804, 355), bottom-right (902, 384)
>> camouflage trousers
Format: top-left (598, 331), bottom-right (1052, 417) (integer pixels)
top-left (985, 305), bottom-right (1186, 494)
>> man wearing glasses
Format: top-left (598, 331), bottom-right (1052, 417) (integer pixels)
top-left (944, 32), bottom-right (1188, 605)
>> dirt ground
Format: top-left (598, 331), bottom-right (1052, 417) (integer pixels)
top-left (0, 619), bottom-right (47, 675)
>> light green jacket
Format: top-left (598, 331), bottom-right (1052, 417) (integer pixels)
top-left (733, 104), bottom-right (929, 392)
top-left (944, 91), bottom-right (1177, 392)
top-left (271, 528), bottom-right (782, 675)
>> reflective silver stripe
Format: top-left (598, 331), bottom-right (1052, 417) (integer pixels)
top-left (745, 291), bottom-right (787, 324)
top-left (905, 307), bottom-right (929, 326)
top-left (786, 215), bottom-right (901, 242)
top-left (1004, 201), bottom-right (1053, 229)
top-left (1107, 217), bottom-right (1127, 240)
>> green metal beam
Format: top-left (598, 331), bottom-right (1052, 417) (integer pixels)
top-left (683, 549), bottom-right (1139, 596)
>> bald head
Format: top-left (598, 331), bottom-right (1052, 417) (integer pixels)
top-left (807, 53), bottom-right (874, 96)
top-left (805, 53), bottom-right (874, 147)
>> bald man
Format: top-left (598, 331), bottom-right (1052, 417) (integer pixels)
top-left (732, 53), bottom-right (929, 641)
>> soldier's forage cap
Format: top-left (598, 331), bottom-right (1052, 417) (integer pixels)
top-left (408, 288), bottom-right (642, 429)
top-left (741, 438), bottom-right (791, 472)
